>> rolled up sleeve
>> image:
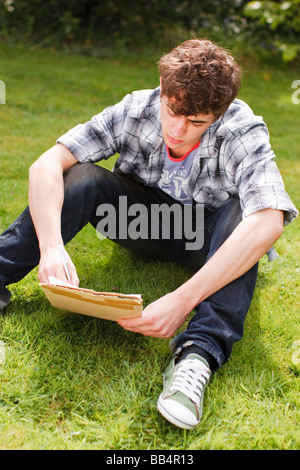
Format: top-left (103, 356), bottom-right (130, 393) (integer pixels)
top-left (56, 94), bottom-right (133, 163)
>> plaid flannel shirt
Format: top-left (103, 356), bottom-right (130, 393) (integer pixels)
top-left (57, 87), bottom-right (298, 259)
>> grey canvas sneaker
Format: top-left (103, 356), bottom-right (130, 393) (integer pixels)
top-left (157, 353), bottom-right (211, 430)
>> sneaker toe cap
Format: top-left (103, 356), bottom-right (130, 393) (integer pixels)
top-left (158, 397), bottom-right (198, 429)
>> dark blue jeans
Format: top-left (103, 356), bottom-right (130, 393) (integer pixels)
top-left (0, 163), bottom-right (258, 368)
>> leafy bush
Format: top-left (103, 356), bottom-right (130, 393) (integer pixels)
top-left (0, 0), bottom-right (248, 49)
top-left (243, 0), bottom-right (300, 62)
top-left (0, 0), bottom-right (299, 63)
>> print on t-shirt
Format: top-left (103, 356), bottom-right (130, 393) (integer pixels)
top-left (156, 143), bottom-right (199, 204)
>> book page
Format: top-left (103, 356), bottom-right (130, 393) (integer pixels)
top-left (40, 277), bottom-right (143, 321)
top-left (47, 276), bottom-right (141, 299)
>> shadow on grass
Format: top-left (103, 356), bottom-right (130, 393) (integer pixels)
top-left (2, 242), bottom-right (294, 448)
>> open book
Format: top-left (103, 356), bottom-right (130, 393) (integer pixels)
top-left (40, 277), bottom-right (142, 321)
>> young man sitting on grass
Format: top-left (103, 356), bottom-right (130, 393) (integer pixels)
top-left (0, 39), bottom-right (297, 429)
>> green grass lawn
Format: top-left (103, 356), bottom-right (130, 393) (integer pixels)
top-left (0, 43), bottom-right (299, 450)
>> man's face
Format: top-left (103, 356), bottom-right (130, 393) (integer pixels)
top-left (160, 94), bottom-right (215, 158)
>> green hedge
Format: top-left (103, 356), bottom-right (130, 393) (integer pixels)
top-left (1, 0), bottom-right (299, 62)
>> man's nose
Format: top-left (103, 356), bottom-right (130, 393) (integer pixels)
top-left (172, 117), bottom-right (186, 137)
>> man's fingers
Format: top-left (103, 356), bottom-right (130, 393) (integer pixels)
top-left (38, 248), bottom-right (79, 286)
top-left (117, 316), bottom-right (170, 338)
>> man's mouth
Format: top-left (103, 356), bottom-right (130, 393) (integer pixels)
top-left (166, 134), bottom-right (183, 145)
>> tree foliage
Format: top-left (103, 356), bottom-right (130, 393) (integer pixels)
top-left (0, 0), bottom-right (299, 62)
top-left (243, 0), bottom-right (300, 61)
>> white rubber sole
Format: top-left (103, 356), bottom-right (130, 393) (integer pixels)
top-left (157, 396), bottom-right (197, 430)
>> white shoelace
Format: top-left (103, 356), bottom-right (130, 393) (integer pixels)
top-left (170, 358), bottom-right (210, 406)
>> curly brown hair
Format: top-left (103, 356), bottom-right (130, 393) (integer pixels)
top-left (158, 39), bottom-right (242, 119)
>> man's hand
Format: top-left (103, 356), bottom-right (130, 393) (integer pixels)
top-left (117, 291), bottom-right (191, 338)
top-left (118, 208), bottom-right (284, 339)
top-left (38, 245), bottom-right (79, 286)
